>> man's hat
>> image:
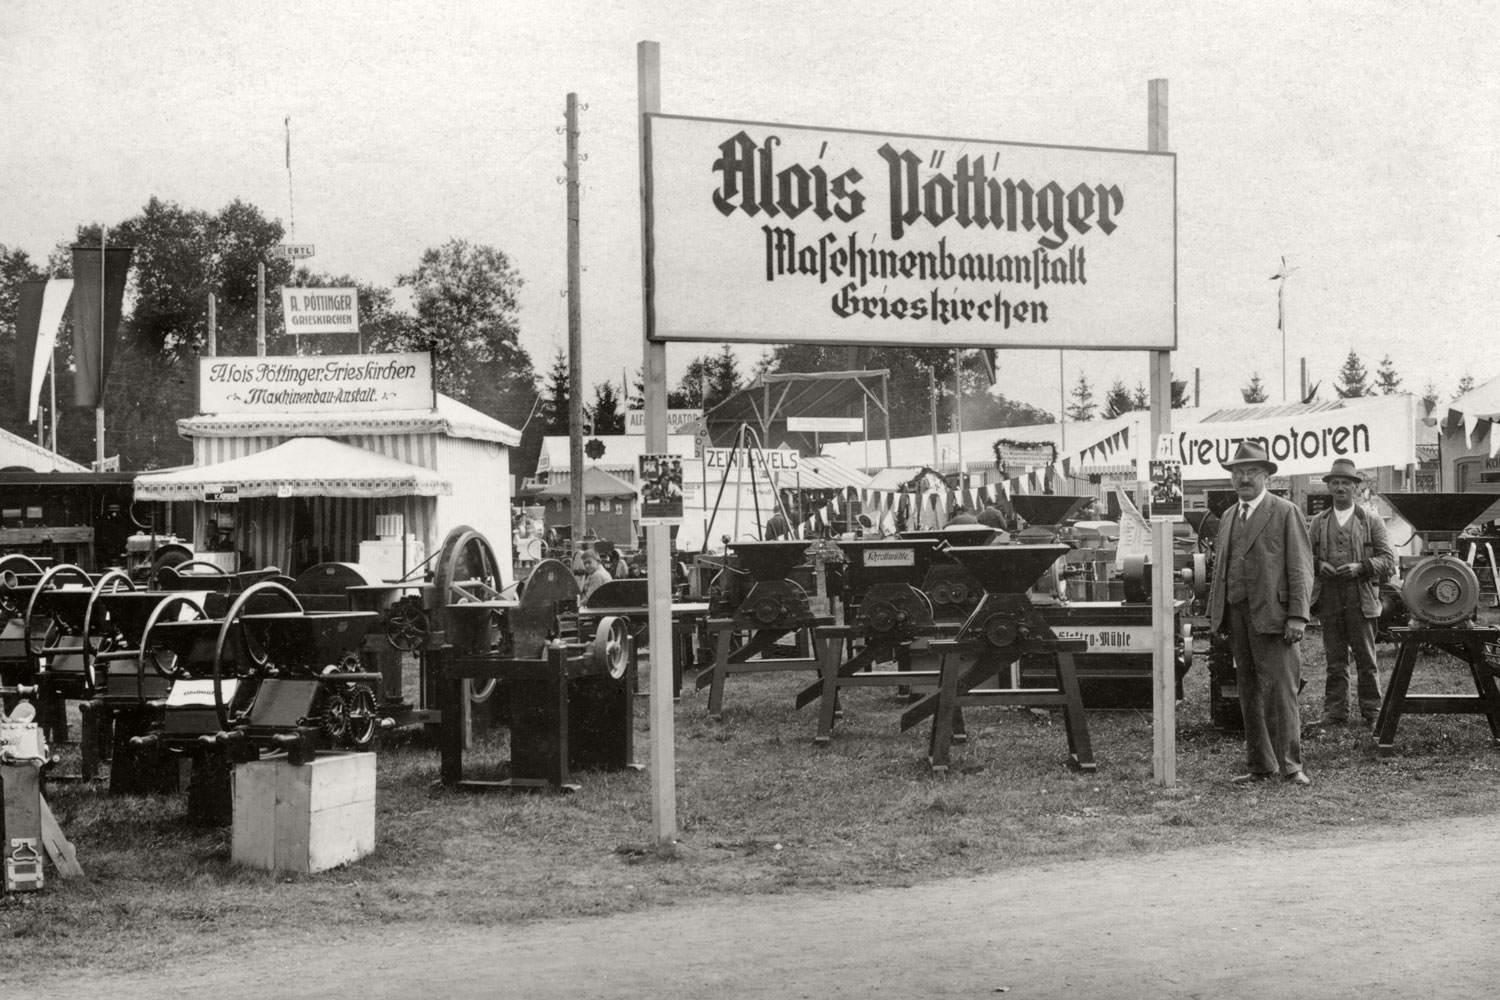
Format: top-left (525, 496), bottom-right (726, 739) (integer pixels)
top-left (1322, 457), bottom-right (1364, 483)
top-left (1223, 440), bottom-right (1277, 475)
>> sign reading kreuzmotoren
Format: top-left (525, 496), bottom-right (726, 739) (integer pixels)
top-left (645, 114), bottom-right (1175, 350)
top-left (198, 352), bottom-right (433, 415)
top-left (281, 286), bottom-right (359, 334)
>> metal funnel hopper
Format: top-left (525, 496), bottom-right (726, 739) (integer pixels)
top-left (727, 540), bottom-right (812, 582)
top-left (835, 538), bottom-right (942, 592)
top-left (943, 544), bottom-right (1070, 595)
top-left (1382, 493), bottom-right (1496, 533)
top-left (95, 591), bottom-right (179, 642)
top-left (1010, 495), bottom-right (1089, 526)
top-left (242, 611), bottom-right (379, 668)
top-left (899, 526), bottom-right (998, 547)
top-left (1182, 510), bottom-right (1211, 534)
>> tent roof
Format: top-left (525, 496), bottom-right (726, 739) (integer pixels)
top-left (133, 437), bottom-right (451, 501)
top-left (0, 426), bottom-right (90, 473)
top-left (176, 392), bottom-right (521, 447)
top-left (526, 465), bottom-right (640, 499)
top-left (704, 370), bottom-right (891, 451)
top-left (534, 434), bottom-right (696, 476)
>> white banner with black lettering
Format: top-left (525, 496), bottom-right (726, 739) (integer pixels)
top-left (1167, 395), bottom-right (1416, 480)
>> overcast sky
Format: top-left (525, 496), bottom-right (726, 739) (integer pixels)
top-left (3, 0), bottom-right (1496, 417)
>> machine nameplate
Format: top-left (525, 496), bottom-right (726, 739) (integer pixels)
top-left (1048, 624), bottom-right (1152, 651)
top-left (864, 548), bottom-right (915, 567)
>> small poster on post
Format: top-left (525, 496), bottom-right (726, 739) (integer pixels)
top-left (1148, 460), bottom-right (1183, 519)
top-left (639, 454), bottom-right (685, 526)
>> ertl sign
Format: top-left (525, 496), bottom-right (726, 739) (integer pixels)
top-left (644, 114), bottom-right (1175, 350)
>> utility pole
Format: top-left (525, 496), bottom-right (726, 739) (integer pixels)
top-left (1271, 256), bottom-right (1296, 402)
top-left (95, 228), bottom-right (105, 468)
top-left (256, 263), bottom-right (266, 357)
top-left (567, 93), bottom-right (586, 550)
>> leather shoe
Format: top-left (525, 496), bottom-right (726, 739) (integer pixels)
top-left (1230, 772), bottom-right (1275, 784)
top-left (1306, 715), bottom-right (1348, 728)
top-left (1284, 771), bottom-right (1312, 786)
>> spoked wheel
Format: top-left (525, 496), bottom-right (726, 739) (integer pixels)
top-left (213, 581), bottom-right (303, 732)
top-left (81, 569), bottom-right (134, 694)
top-left (22, 563), bottom-right (95, 674)
top-left (345, 683), bottom-right (379, 749)
top-left (139, 595), bottom-right (208, 683)
top-left (0, 554), bottom-right (43, 618)
top-left (434, 526), bottom-right (509, 703)
top-left (384, 596), bottom-right (428, 652)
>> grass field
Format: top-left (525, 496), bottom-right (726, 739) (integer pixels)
top-left (5, 626), bottom-right (1500, 979)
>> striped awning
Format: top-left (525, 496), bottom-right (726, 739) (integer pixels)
top-left (133, 436), bottom-right (452, 501)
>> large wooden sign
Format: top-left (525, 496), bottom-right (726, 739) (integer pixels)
top-left (198, 352), bottom-right (433, 415)
top-left (644, 114), bottom-right (1175, 350)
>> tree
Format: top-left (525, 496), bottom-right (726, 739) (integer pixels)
top-left (673, 343), bottom-right (744, 410)
top-left (1131, 382), bottom-right (1149, 410)
top-left (1101, 379), bottom-right (1135, 419)
top-left (1334, 350), bottom-right (1371, 398)
top-left (1457, 373), bottom-right (1476, 399)
top-left (1065, 373), bottom-right (1096, 422)
top-left (1422, 381), bottom-right (1441, 408)
top-left (387, 238), bottom-right (537, 408)
top-left (539, 348), bottom-right (571, 435)
top-left (1375, 355), bottom-right (1402, 395)
top-left (587, 379), bottom-right (624, 435)
top-left (1241, 372), bottom-right (1269, 403)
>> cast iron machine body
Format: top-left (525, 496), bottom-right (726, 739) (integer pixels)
top-left (696, 540), bottom-right (833, 720)
top-left (1370, 493), bottom-right (1500, 755)
top-left (899, 544), bottom-right (1094, 773)
top-left (437, 555), bottom-right (635, 792)
top-left (130, 581), bottom-right (381, 823)
top-left (897, 525), bottom-right (998, 623)
top-left (795, 537), bottom-right (946, 743)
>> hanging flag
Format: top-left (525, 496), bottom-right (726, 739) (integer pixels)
top-left (70, 245), bottom-right (133, 408)
top-left (13, 280), bottom-right (45, 420)
top-left (15, 279), bottom-right (75, 422)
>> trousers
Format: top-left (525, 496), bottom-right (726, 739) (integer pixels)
top-left (1228, 600), bottom-right (1304, 775)
top-left (1318, 582), bottom-right (1382, 720)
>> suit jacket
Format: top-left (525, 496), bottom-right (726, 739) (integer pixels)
top-left (1307, 503), bottom-right (1396, 618)
top-left (1208, 491), bottom-right (1314, 635)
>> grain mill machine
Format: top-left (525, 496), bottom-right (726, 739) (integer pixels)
top-left (897, 525), bottom-right (998, 622)
top-left (900, 543), bottom-right (1093, 774)
top-left (794, 537), bottom-right (946, 743)
top-left (696, 539), bottom-right (832, 720)
top-left (1370, 492), bottom-right (1500, 754)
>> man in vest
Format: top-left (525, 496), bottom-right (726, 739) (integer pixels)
top-left (1306, 459), bottom-right (1396, 728)
top-left (1207, 441), bottom-right (1315, 785)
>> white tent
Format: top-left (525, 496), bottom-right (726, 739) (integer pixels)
top-left (133, 437), bottom-right (451, 501)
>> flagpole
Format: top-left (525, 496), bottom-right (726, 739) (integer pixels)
top-left (96, 226), bottom-right (105, 468)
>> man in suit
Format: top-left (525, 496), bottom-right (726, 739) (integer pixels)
top-left (1207, 441), bottom-right (1315, 786)
top-left (1306, 458), bottom-right (1396, 728)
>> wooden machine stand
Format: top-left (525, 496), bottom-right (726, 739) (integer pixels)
top-left (1374, 625), bottom-right (1500, 756)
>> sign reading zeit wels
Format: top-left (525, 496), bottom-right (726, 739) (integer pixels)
top-left (281, 286), bottom-right (359, 334)
top-left (645, 113), bottom-right (1176, 351)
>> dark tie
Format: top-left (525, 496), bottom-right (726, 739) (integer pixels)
top-left (1240, 502), bottom-right (1250, 525)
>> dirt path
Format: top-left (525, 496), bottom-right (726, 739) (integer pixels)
top-left (28, 813), bottom-right (1500, 999)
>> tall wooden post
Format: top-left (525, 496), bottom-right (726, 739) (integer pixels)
top-left (95, 228), bottom-right (105, 468)
top-left (639, 40), bottom-right (676, 843)
top-left (568, 93), bottom-right (586, 549)
top-left (1148, 77), bottom-right (1176, 786)
top-left (207, 293), bottom-right (217, 356)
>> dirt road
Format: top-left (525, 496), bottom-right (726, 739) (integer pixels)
top-left (27, 813), bottom-right (1499, 999)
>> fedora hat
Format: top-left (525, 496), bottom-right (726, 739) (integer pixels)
top-left (1223, 440), bottom-right (1277, 475)
top-left (1322, 458), bottom-right (1364, 483)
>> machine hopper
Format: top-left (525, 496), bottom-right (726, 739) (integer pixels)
top-left (727, 540), bottom-right (813, 582)
top-left (943, 544), bottom-right (1071, 597)
top-left (242, 611), bottom-right (379, 670)
top-left (1382, 492), bottom-right (1496, 539)
top-left (1009, 495), bottom-right (1090, 527)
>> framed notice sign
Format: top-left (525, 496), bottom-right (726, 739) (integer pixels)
top-left (198, 352), bottom-right (433, 415)
top-left (639, 454), bottom-right (685, 526)
top-left (644, 113), bottom-right (1175, 350)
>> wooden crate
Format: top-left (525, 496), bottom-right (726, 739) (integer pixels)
top-left (232, 752), bottom-right (376, 874)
